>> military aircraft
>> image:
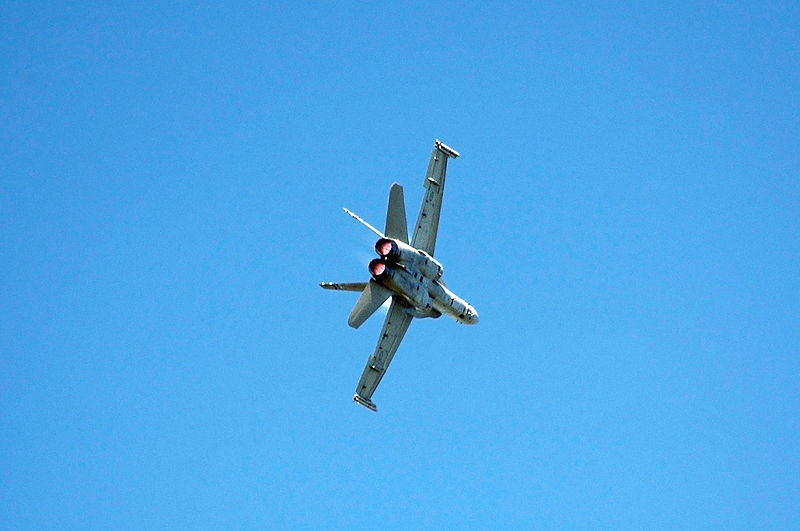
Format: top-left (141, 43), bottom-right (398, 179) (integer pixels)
top-left (321, 140), bottom-right (479, 412)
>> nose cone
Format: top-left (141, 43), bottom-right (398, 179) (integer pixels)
top-left (469, 307), bottom-right (480, 324)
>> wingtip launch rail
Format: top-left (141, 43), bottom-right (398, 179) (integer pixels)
top-left (434, 139), bottom-right (460, 159)
top-left (353, 394), bottom-right (378, 412)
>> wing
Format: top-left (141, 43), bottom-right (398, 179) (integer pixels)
top-left (410, 140), bottom-right (460, 256)
top-left (353, 298), bottom-right (413, 411)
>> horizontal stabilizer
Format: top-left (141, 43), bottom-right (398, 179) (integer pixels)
top-left (320, 282), bottom-right (367, 292)
top-left (348, 280), bottom-right (392, 329)
top-left (353, 394), bottom-right (377, 412)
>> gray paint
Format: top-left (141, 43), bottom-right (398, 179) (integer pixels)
top-left (321, 140), bottom-right (478, 412)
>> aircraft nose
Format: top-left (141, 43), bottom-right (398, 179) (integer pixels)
top-left (470, 308), bottom-right (479, 324)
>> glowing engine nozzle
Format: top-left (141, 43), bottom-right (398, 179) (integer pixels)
top-left (369, 259), bottom-right (388, 277)
top-left (376, 238), bottom-right (396, 258)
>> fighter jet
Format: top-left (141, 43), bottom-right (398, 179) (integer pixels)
top-left (321, 140), bottom-right (479, 412)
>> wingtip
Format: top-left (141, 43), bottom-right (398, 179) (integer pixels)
top-left (434, 139), bottom-right (460, 158)
top-left (353, 394), bottom-right (378, 412)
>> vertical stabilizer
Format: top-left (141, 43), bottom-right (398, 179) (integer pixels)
top-left (348, 280), bottom-right (392, 329)
top-left (384, 183), bottom-right (409, 243)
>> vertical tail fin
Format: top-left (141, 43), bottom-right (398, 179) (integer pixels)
top-left (348, 280), bottom-right (392, 329)
top-left (384, 183), bottom-right (409, 243)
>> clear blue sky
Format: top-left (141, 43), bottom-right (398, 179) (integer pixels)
top-left (2, 2), bottom-right (799, 528)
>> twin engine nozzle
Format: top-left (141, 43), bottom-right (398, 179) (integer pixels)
top-left (371, 237), bottom-right (444, 280)
top-left (369, 238), bottom-right (396, 280)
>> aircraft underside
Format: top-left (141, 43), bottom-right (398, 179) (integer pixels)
top-left (321, 140), bottom-right (478, 411)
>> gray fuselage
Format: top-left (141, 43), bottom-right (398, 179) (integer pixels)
top-left (369, 237), bottom-right (479, 325)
